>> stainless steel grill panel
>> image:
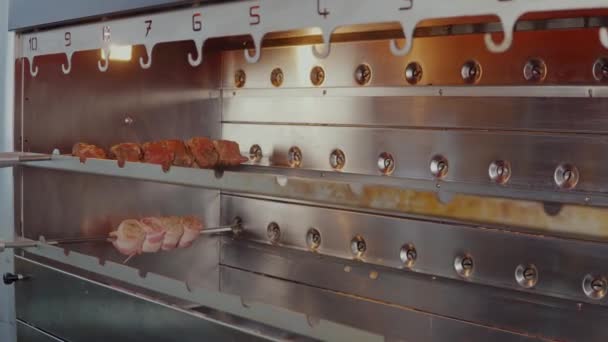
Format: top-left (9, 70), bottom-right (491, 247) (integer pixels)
top-left (6, 2), bottom-right (608, 339)
top-left (220, 239), bottom-right (608, 342)
top-left (223, 123), bottom-right (608, 193)
top-left (220, 266), bottom-right (543, 342)
top-left (220, 194), bottom-right (608, 304)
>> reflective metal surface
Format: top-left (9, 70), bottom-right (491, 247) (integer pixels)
top-left (19, 246), bottom-right (382, 341)
top-left (221, 194), bottom-right (608, 304)
top-left (17, 320), bottom-right (64, 342)
top-left (22, 167), bottom-right (221, 290)
top-left (222, 30), bottom-right (608, 88)
top-left (24, 156), bottom-right (608, 241)
top-left (15, 257), bottom-right (270, 342)
top-left (220, 266), bottom-right (542, 342)
top-left (223, 123), bottom-right (608, 193)
top-left (11, 5), bottom-right (608, 340)
top-left (22, 43), bottom-right (220, 154)
top-left (220, 239), bottom-right (608, 342)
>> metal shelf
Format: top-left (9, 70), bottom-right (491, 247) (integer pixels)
top-left (19, 0), bottom-right (608, 77)
top-left (19, 243), bottom-right (380, 341)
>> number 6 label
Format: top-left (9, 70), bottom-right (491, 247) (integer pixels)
top-left (192, 13), bottom-right (202, 31)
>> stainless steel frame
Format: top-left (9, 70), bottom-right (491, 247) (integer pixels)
top-left (6, 1), bottom-right (608, 341)
top-left (0, 0), bottom-right (16, 340)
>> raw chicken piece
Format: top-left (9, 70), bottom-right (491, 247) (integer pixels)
top-left (186, 137), bottom-right (218, 169)
top-left (110, 143), bottom-right (142, 166)
top-left (165, 139), bottom-right (194, 167)
top-left (142, 141), bottom-right (175, 171)
top-left (109, 219), bottom-right (145, 256)
top-left (178, 216), bottom-right (204, 248)
top-left (72, 143), bottom-right (107, 162)
top-left (139, 217), bottom-right (167, 253)
top-left (159, 216), bottom-right (184, 251)
top-left (213, 140), bottom-right (247, 167)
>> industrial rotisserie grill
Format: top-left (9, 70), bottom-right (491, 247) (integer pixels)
top-left (3, 1), bottom-right (608, 341)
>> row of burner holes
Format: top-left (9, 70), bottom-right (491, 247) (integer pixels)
top-left (249, 145), bottom-right (580, 189)
top-left (264, 223), bottom-right (608, 300)
top-left (232, 58), bottom-right (608, 87)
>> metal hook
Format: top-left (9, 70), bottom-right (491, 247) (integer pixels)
top-left (139, 45), bottom-right (153, 69)
top-left (600, 27), bottom-right (608, 48)
top-left (28, 57), bottom-right (39, 77)
top-left (187, 40), bottom-right (203, 67)
top-left (483, 13), bottom-right (518, 53)
top-left (98, 47), bottom-right (110, 72)
top-left (61, 52), bottom-right (73, 74)
top-left (244, 34), bottom-right (263, 63)
top-left (389, 21), bottom-right (417, 56)
top-left (311, 29), bottom-right (333, 59)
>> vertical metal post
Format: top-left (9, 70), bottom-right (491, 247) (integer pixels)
top-left (0, 0), bottom-right (17, 340)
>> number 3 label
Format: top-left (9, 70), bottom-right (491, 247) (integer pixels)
top-left (192, 13), bottom-right (202, 31)
top-left (65, 32), bottom-right (72, 47)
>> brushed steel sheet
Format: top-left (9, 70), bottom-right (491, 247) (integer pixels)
top-left (220, 194), bottom-right (608, 305)
top-left (223, 123), bottom-right (608, 193)
top-left (220, 266), bottom-right (544, 342)
top-left (220, 239), bottom-right (608, 342)
top-left (223, 93), bottom-right (608, 133)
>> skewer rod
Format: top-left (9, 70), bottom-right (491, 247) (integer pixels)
top-left (0, 221), bottom-right (240, 251)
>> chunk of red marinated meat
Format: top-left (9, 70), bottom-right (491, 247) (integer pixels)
top-left (109, 219), bottom-right (145, 256)
top-left (110, 143), bottom-right (142, 166)
top-left (142, 141), bottom-right (175, 171)
top-left (213, 140), bottom-right (246, 167)
top-left (178, 216), bottom-right (204, 248)
top-left (165, 140), bottom-right (194, 167)
top-left (72, 143), bottom-right (107, 162)
top-left (186, 137), bottom-right (218, 169)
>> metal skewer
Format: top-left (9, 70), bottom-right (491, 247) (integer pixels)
top-left (0, 217), bottom-right (243, 252)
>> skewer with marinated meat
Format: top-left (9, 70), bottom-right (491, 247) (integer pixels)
top-left (110, 142), bottom-right (142, 167)
top-left (186, 137), bottom-right (218, 169)
top-left (72, 143), bottom-right (107, 162)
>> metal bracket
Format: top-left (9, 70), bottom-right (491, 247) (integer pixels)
top-left (18, 0), bottom-right (608, 76)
